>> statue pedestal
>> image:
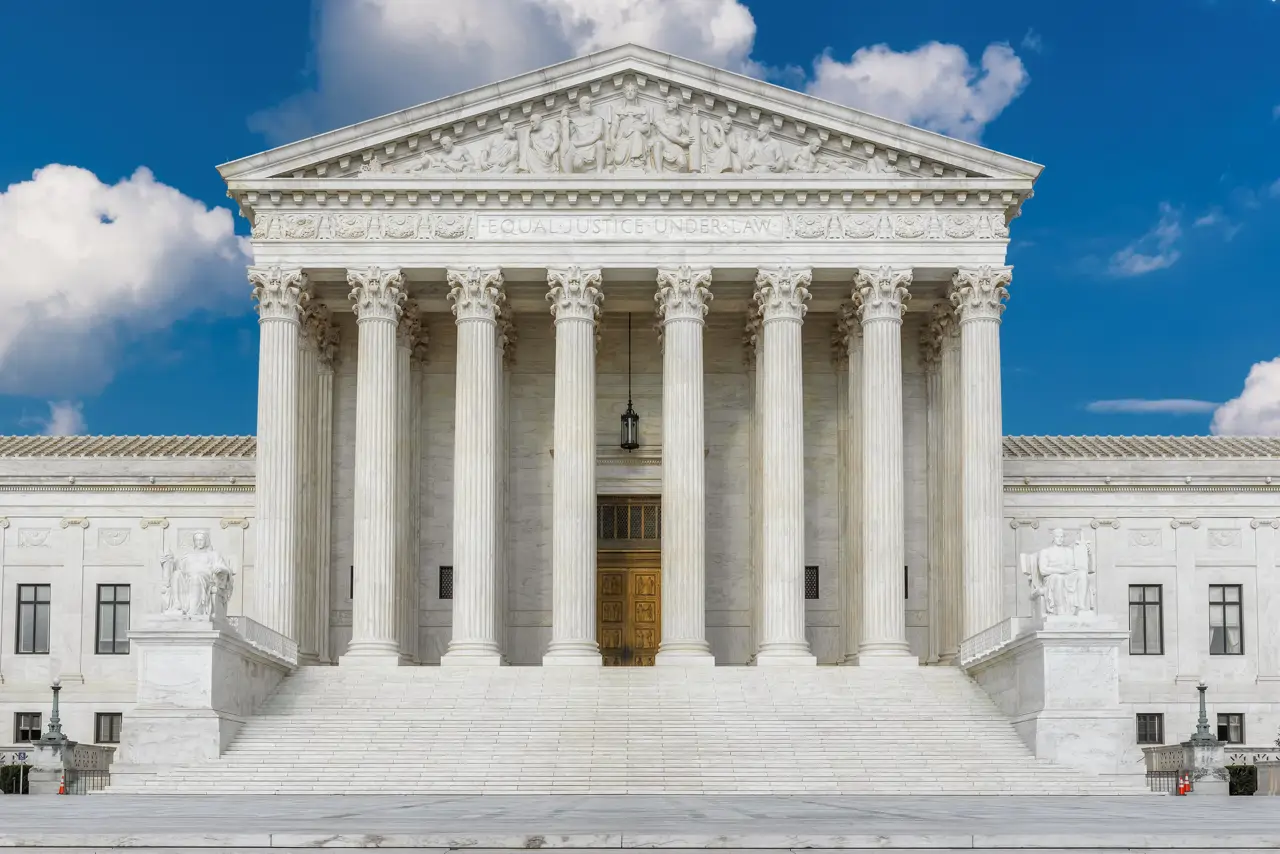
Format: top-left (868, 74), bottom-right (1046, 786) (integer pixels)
top-left (114, 615), bottom-right (295, 776)
top-left (1183, 739), bottom-right (1229, 796)
top-left (964, 615), bottom-right (1136, 780)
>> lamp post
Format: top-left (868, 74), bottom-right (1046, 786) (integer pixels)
top-left (620, 313), bottom-right (639, 451)
top-left (1190, 681), bottom-right (1216, 745)
top-left (36, 677), bottom-right (68, 748)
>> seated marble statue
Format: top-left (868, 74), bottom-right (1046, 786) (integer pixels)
top-left (1019, 528), bottom-right (1095, 618)
top-left (160, 531), bottom-right (235, 620)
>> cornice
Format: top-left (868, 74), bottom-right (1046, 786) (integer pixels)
top-left (0, 482), bottom-right (253, 493)
top-left (1006, 482), bottom-right (1280, 494)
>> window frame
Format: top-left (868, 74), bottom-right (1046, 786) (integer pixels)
top-left (13, 712), bottom-right (42, 743)
top-left (1208, 584), bottom-right (1244, 656)
top-left (439, 566), bottom-right (453, 600)
top-left (95, 584), bottom-right (131, 655)
top-left (94, 712), bottom-right (123, 744)
top-left (1135, 712), bottom-right (1164, 745)
top-left (1217, 712), bottom-right (1245, 744)
top-left (804, 566), bottom-right (819, 601)
top-left (1128, 584), bottom-right (1164, 655)
top-left (16, 583), bottom-right (51, 655)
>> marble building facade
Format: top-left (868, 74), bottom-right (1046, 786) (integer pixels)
top-left (1, 46), bottom-right (1278, 759)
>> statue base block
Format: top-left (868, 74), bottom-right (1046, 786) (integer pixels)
top-left (964, 616), bottom-right (1137, 779)
top-left (115, 616), bottom-right (294, 769)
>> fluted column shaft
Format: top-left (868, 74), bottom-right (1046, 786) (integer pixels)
top-left (407, 331), bottom-right (427, 663)
top-left (250, 266), bottom-right (306, 640)
top-left (856, 266), bottom-right (917, 667)
top-left (295, 309), bottom-right (320, 663)
top-left (954, 266), bottom-right (1013, 638)
top-left (754, 266), bottom-right (816, 665)
top-left (544, 267), bottom-right (603, 666)
top-left (443, 267), bottom-right (504, 665)
top-left (744, 315), bottom-right (763, 663)
top-left (495, 310), bottom-right (513, 663)
top-left (938, 312), bottom-right (962, 664)
top-left (921, 310), bottom-right (944, 664)
top-left (314, 320), bottom-right (339, 662)
top-left (395, 305), bottom-right (419, 663)
top-left (341, 266), bottom-right (405, 666)
top-left (838, 309), bottom-right (864, 665)
top-left (655, 266), bottom-right (715, 665)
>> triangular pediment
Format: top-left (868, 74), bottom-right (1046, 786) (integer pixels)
top-left (220, 44), bottom-right (1041, 186)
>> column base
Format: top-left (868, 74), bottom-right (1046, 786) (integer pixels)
top-left (935, 650), bottom-right (959, 666)
top-left (339, 641), bottom-right (403, 668)
top-left (543, 641), bottom-right (602, 667)
top-left (655, 644), bottom-right (716, 667)
top-left (441, 644), bottom-right (504, 667)
top-left (840, 653), bottom-right (859, 666)
top-left (754, 644), bottom-right (817, 667)
top-left (858, 645), bottom-right (919, 668)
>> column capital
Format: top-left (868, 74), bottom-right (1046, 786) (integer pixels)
top-left (547, 266), bottom-right (603, 323)
top-left (397, 301), bottom-right (423, 349)
top-left (250, 266), bottom-right (308, 323)
top-left (754, 266), bottom-right (811, 323)
top-left (853, 266), bottom-right (911, 324)
top-left (951, 265), bottom-right (1012, 322)
top-left (742, 312), bottom-right (762, 370)
top-left (301, 302), bottom-right (330, 353)
top-left (498, 304), bottom-right (517, 367)
top-left (655, 266), bottom-right (713, 325)
top-left (348, 266), bottom-right (405, 322)
top-left (448, 266), bottom-right (505, 323)
top-left (832, 302), bottom-right (860, 369)
top-left (920, 303), bottom-right (954, 372)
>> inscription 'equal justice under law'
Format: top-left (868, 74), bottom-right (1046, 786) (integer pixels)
top-left (476, 214), bottom-right (784, 240)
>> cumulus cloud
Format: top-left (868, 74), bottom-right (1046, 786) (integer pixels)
top-left (251, 0), bottom-right (758, 143)
top-left (0, 165), bottom-right (251, 396)
top-left (805, 42), bottom-right (1028, 142)
top-left (1212, 358), bottom-right (1280, 436)
top-left (1086, 399), bottom-right (1218, 415)
top-left (37, 401), bottom-right (87, 436)
top-left (1108, 202), bottom-right (1182, 276)
top-left (251, 0), bottom-right (1029, 145)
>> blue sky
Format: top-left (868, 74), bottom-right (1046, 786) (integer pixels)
top-left (0, 0), bottom-right (1277, 437)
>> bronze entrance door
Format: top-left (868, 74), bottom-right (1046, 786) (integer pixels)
top-left (597, 551), bottom-right (660, 666)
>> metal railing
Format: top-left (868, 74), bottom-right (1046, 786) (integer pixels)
top-left (1145, 770), bottom-right (1186, 794)
top-left (65, 768), bottom-right (110, 794)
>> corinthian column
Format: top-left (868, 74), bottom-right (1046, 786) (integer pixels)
top-left (443, 267), bottom-right (505, 666)
top-left (543, 266), bottom-right (603, 666)
top-left (341, 266), bottom-right (405, 667)
top-left (396, 303), bottom-right (421, 664)
top-left (295, 304), bottom-right (322, 664)
top-left (249, 266), bottom-right (307, 640)
top-left (314, 315), bottom-right (341, 662)
top-left (855, 266), bottom-right (917, 667)
top-left (835, 305), bottom-right (863, 665)
top-left (921, 309), bottom-right (944, 664)
top-left (952, 266), bottom-right (1012, 638)
top-left (655, 266), bottom-right (715, 666)
top-left (753, 266), bottom-right (816, 666)
top-left (937, 306), bottom-right (962, 664)
top-left (743, 314), bottom-right (763, 663)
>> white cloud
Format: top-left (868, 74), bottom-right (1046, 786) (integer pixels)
top-left (1108, 202), bottom-right (1182, 276)
top-left (0, 165), bottom-right (251, 396)
top-left (1086, 399), bottom-right (1218, 415)
top-left (1020, 29), bottom-right (1043, 54)
top-left (1270, 177), bottom-right (1280, 198)
top-left (1212, 357), bottom-right (1280, 436)
top-left (38, 401), bottom-right (87, 436)
top-left (251, 0), bottom-right (758, 143)
top-left (251, 0), bottom-right (1029, 145)
top-left (805, 42), bottom-right (1028, 142)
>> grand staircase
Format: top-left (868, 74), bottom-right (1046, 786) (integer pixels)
top-left (107, 666), bottom-right (1147, 794)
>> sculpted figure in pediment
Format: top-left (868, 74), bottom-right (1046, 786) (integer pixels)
top-left (609, 81), bottom-right (652, 171)
top-left (478, 121), bottom-right (521, 173)
top-left (701, 115), bottom-right (741, 173)
top-left (413, 135), bottom-right (475, 174)
top-left (525, 112), bottom-right (562, 173)
top-left (651, 96), bottom-right (694, 173)
top-left (790, 137), bottom-right (823, 173)
top-left (358, 155), bottom-right (386, 177)
top-left (560, 95), bottom-right (607, 174)
top-left (742, 122), bottom-right (788, 174)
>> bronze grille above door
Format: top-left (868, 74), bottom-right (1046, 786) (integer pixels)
top-left (597, 496), bottom-right (661, 545)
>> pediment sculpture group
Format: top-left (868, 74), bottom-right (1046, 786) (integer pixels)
top-left (360, 81), bottom-right (882, 178)
top-left (1019, 528), bottom-right (1097, 619)
top-left (159, 531), bottom-right (236, 621)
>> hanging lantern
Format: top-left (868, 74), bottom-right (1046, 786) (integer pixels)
top-left (621, 313), bottom-right (640, 451)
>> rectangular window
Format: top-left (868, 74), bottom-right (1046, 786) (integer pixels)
top-left (13, 712), bottom-right (41, 743)
top-left (1217, 713), bottom-right (1245, 744)
top-left (16, 584), bottom-right (51, 654)
top-left (349, 566), bottom-right (354, 600)
top-left (439, 566), bottom-right (453, 600)
top-left (1128, 585), bottom-right (1163, 655)
top-left (94, 712), bottom-right (122, 744)
top-left (1136, 713), bottom-right (1164, 745)
top-left (1209, 584), bottom-right (1244, 655)
top-left (804, 566), bottom-right (819, 600)
top-left (96, 584), bottom-right (131, 655)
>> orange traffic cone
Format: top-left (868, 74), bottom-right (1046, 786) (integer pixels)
top-left (57, 773), bottom-right (65, 795)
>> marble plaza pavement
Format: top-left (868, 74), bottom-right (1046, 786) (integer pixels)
top-left (0, 795), bottom-right (1278, 851)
